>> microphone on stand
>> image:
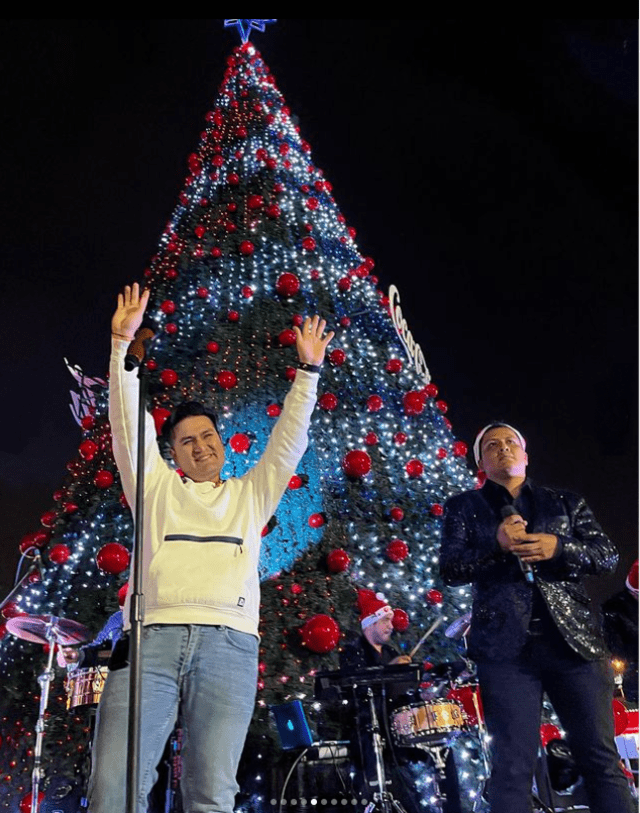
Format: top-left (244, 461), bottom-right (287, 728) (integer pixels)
top-left (124, 322), bottom-right (156, 372)
top-left (501, 504), bottom-right (535, 584)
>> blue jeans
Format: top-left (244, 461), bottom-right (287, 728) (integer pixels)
top-left (477, 622), bottom-right (635, 813)
top-left (88, 624), bottom-right (258, 813)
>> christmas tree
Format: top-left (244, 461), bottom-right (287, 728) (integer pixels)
top-left (0, 24), bottom-right (490, 813)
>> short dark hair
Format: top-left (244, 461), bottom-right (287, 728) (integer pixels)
top-left (161, 401), bottom-right (220, 444)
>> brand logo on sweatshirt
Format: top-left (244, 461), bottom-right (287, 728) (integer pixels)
top-left (237, 597), bottom-right (246, 607)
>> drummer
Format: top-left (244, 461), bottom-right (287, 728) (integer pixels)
top-left (58, 609), bottom-right (123, 671)
top-left (340, 590), bottom-right (411, 671)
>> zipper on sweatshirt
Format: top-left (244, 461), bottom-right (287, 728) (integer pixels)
top-left (163, 534), bottom-right (244, 553)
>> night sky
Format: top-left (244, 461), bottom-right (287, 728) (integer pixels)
top-left (0, 20), bottom-right (636, 606)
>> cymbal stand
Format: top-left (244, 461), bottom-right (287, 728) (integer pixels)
top-left (363, 687), bottom-right (407, 813)
top-left (31, 616), bottom-right (63, 813)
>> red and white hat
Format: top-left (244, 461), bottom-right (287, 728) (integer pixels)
top-left (473, 422), bottom-right (527, 466)
top-left (626, 560), bottom-right (638, 599)
top-left (357, 589), bottom-right (393, 629)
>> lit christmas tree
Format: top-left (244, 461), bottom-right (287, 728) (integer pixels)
top-left (0, 26), bottom-right (492, 813)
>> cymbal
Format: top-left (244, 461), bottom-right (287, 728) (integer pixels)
top-left (6, 614), bottom-right (91, 646)
top-left (444, 612), bottom-right (472, 640)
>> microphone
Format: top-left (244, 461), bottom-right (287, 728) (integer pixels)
top-left (124, 323), bottom-right (156, 371)
top-left (501, 504), bottom-right (535, 584)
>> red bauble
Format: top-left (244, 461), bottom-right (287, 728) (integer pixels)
top-left (424, 383), bottom-right (439, 398)
top-left (403, 391), bottom-right (426, 415)
top-left (230, 433), bottom-right (250, 453)
top-left (288, 475), bottom-right (303, 490)
top-left (1, 600), bottom-right (19, 619)
top-left (337, 277), bottom-right (351, 292)
top-left (160, 369), bottom-right (178, 387)
top-left (386, 538), bottom-right (409, 562)
top-left (266, 404), bottom-right (281, 417)
top-left (266, 203), bottom-right (281, 218)
top-left (241, 285), bottom-right (253, 298)
top-left (306, 197), bottom-right (319, 210)
top-left (291, 314), bottom-right (304, 326)
top-left (430, 504), bottom-right (444, 517)
top-left (80, 415), bottom-right (95, 430)
top-left (118, 582), bottom-right (129, 607)
top-left (284, 366), bottom-right (296, 381)
top-left (94, 470), bottom-right (114, 489)
top-left (390, 506), bottom-right (404, 522)
top-left (151, 407), bottom-right (172, 436)
top-left (539, 723), bottom-right (562, 748)
top-left (217, 370), bottom-right (238, 390)
top-left (386, 358), bottom-right (403, 374)
top-left (453, 441), bottom-right (468, 457)
top-left (437, 447), bottom-right (447, 459)
top-left (367, 394), bottom-right (383, 412)
top-left (160, 299), bottom-right (176, 315)
top-left (308, 513), bottom-right (325, 528)
top-left (436, 400), bottom-right (448, 414)
top-left (164, 323), bottom-right (178, 335)
top-left (227, 172), bottom-right (240, 185)
top-left (426, 589), bottom-right (443, 606)
top-left (301, 236), bottom-right (316, 251)
top-left (300, 615), bottom-right (340, 653)
top-left (211, 246), bottom-right (222, 258)
top-left (318, 393), bottom-right (338, 411)
top-left (406, 459), bottom-right (424, 477)
top-left (329, 348), bottom-right (346, 366)
top-left (612, 699), bottom-right (630, 736)
top-left (340, 316), bottom-right (351, 327)
top-left (63, 501), bottom-right (78, 514)
top-left (197, 286), bottom-right (209, 298)
top-left (206, 341), bottom-right (220, 354)
top-left (239, 240), bottom-right (254, 255)
top-left (392, 609), bottom-right (410, 632)
top-left (79, 440), bottom-right (97, 461)
top-left (96, 543), bottom-right (130, 575)
top-left (228, 310), bottom-right (240, 322)
top-left (342, 450), bottom-right (371, 478)
top-left (247, 194), bottom-right (264, 210)
top-left (278, 329), bottom-right (297, 347)
top-left (40, 510), bottom-right (57, 528)
top-left (364, 432), bottom-right (378, 446)
top-left (49, 544), bottom-right (70, 565)
top-left (327, 549), bottom-right (350, 573)
top-left (276, 272), bottom-right (301, 297)
top-left (19, 791), bottom-right (44, 813)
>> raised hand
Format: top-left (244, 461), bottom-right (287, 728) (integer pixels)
top-left (111, 283), bottom-right (150, 341)
top-left (294, 315), bottom-right (335, 367)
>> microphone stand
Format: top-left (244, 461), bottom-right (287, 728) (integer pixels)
top-left (124, 326), bottom-right (155, 813)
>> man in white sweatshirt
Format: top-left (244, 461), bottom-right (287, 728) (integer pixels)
top-left (88, 283), bottom-right (333, 813)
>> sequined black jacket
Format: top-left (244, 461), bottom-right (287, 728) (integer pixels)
top-left (439, 480), bottom-right (619, 662)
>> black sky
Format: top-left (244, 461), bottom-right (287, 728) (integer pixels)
top-left (0, 19), bottom-right (636, 605)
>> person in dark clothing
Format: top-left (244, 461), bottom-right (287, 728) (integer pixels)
top-left (439, 422), bottom-right (635, 813)
top-left (603, 559), bottom-right (639, 703)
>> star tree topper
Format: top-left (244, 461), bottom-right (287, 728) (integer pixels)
top-left (224, 19), bottom-right (277, 44)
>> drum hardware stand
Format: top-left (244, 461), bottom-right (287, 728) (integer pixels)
top-left (363, 687), bottom-right (408, 813)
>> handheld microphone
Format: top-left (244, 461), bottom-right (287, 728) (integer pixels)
top-left (501, 504), bottom-right (535, 584)
top-left (124, 323), bottom-right (156, 372)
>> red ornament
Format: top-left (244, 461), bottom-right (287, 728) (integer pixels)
top-left (94, 470), bottom-right (114, 489)
top-left (247, 194), bottom-right (263, 210)
top-left (337, 277), bottom-right (351, 292)
top-left (63, 501), bottom-right (78, 514)
top-left (437, 447), bottom-right (447, 459)
top-left (329, 348), bottom-right (346, 366)
top-left (612, 699), bottom-right (630, 736)
top-left (306, 197), bottom-right (319, 210)
top-left (80, 414), bottom-right (95, 430)
top-left (392, 609), bottom-right (410, 632)
top-left (367, 394), bottom-right (383, 412)
top-left (284, 366), bottom-right (296, 381)
top-left (206, 341), bottom-right (220, 354)
top-left (327, 549), bottom-right (350, 573)
top-left (40, 510), bottom-right (57, 528)
top-left (386, 538), bottom-right (409, 563)
top-left (301, 236), bottom-right (316, 251)
top-left (211, 246), bottom-right (222, 258)
top-left (266, 404), bottom-right (281, 417)
top-left (342, 450), bottom-right (372, 478)
top-left (364, 432), bottom-right (378, 446)
top-left (386, 358), bottom-right (403, 374)
top-left (160, 300), bottom-right (176, 315)
top-left (160, 369), bottom-right (178, 387)
top-left (406, 459), bottom-right (424, 478)
top-left (436, 400), bottom-right (448, 414)
top-left (164, 323), bottom-right (178, 335)
top-left (96, 543), bottom-right (130, 575)
top-left (227, 172), bottom-right (240, 185)
top-left (453, 441), bottom-right (468, 457)
top-left (300, 615), bottom-right (340, 653)
top-left (340, 316), bottom-right (351, 327)
top-left (241, 285), bottom-right (253, 298)
top-left (430, 504), bottom-right (444, 517)
top-left (79, 439), bottom-right (98, 460)
top-left (424, 383), bottom-right (439, 398)
top-left (426, 589), bottom-right (443, 606)
top-left (288, 475), bottom-right (303, 489)
top-left (151, 407), bottom-right (172, 436)
top-left (275, 273), bottom-right (301, 297)
top-left (1, 600), bottom-right (19, 619)
top-left (19, 792), bottom-right (44, 813)
top-left (49, 544), bottom-right (70, 565)
top-left (217, 370), bottom-right (238, 390)
top-left (266, 203), bottom-right (281, 218)
top-left (318, 393), bottom-right (338, 411)
top-left (539, 723), bottom-right (562, 748)
top-left (197, 287), bottom-right (209, 299)
top-left (118, 583), bottom-right (129, 607)
top-left (146, 359), bottom-right (158, 371)
top-left (278, 329), bottom-right (297, 347)
top-left (239, 240), bottom-right (254, 255)
top-left (230, 433), bottom-right (250, 453)
top-left (308, 513), bottom-right (325, 528)
top-left (390, 506), bottom-right (405, 521)
top-left (403, 391), bottom-right (426, 415)
top-left (291, 313), bottom-right (304, 326)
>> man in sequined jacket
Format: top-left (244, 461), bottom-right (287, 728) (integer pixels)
top-left (439, 422), bottom-right (634, 813)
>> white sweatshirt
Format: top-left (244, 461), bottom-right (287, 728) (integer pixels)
top-left (109, 339), bottom-right (318, 637)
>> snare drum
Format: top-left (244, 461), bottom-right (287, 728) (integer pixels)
top-left (391, 700), bottom-right (465, 746)
top-left (65, 666), bottom-right (108, 709)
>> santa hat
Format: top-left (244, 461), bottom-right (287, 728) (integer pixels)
top-left (626, 560), bottom-right (638, 599)
top-left (473, 422), bottom-right (527, 466)
top-left (357, 589), bottom-right (393, 629)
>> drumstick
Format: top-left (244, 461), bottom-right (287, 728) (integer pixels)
top-left (409, 618), bottom-right (443, 658)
